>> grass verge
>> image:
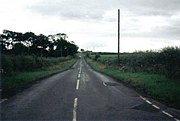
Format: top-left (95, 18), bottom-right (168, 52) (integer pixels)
top-left (86, 58), bottom-right (180, 109)
top-left (2, 59), bottom-right (76, 98)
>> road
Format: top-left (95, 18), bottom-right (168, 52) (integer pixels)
top-left (1, 57), bottom-right (180, 121)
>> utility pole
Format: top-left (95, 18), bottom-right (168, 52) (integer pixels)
top-left (118, 9), bottom-right (120, 65)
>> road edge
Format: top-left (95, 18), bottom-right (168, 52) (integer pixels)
top-left (2, 59), bottom-right (78, 99)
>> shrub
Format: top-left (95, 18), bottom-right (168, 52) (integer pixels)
top-left (159, 47), bottom-right (180, 79)
top-left (93, 47), bottom-right (180, 80)
top-left (94, 54), bottom-right (101, 61)
top-left (1, 54), bottom-right (71, 76)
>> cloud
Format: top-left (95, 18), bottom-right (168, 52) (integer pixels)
top-left (27, 0), bottom-right (107, 20)
top-left (1, 0), bottom-right (180, 52)
top-left (118, 0), bottom-right (180, 16)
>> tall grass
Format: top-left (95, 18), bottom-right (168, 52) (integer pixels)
top-left (91, 47), bottom-right (180, 80)
top-left (1, 54), bottom-right (71, 75)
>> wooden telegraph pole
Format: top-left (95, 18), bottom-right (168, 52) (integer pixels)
top-left (118, 9), bottom-right (120, 65)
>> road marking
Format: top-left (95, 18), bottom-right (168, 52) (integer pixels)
top-left (73, 98), bottom-right (78, 121)
top-left (140, 96), bottom-right (152, 105)
top-left (76, 79), bottom-right (80, 90)
top-left (103, 82), bottom-right (107, 86)
top-left (145, 100), bottom-right (152, 104)
top-left (78, 74), bottom-right (80, 78)
top-left (79, 67), bottom-right (81, 74)
top-left (139, 96), bottom-right (146, 101)
top-left (174, 118), bottom-right (180, 121)
top-left (0, 99), bottom-right (8, 103)
top-left (152, 104), bottom-right (160, 109)
top-left (162, 110), bottom-right (173, 118)
top-left (139, 95), bottom-right (179, 120)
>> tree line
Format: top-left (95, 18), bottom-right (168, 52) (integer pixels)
top-left (0, 30), bottom-right (78, 57)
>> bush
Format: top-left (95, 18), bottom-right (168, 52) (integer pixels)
top-left (159, 47), bottom-right (180, 79)
top-left (94, 54), bottom-right (101, 61)
top-left (1, 55), bottom-right (14, 74)
top-left (1, 54), bottom-right (71, 75)
top-left (93, 47), bottom-right (180, 80)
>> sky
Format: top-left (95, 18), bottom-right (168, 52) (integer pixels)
top-left (0, 0), bottom-right (180, 52)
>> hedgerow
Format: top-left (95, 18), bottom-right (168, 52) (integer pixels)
top-left (91, 47), bottom-right (180, 80)
top-left (1, 55), bottom-right (71, 75)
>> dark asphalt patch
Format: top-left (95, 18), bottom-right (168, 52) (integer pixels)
top-left (132, 102), bottom-right (159, 113)
top-left (70, 67), bottom-right (75, 69)
top-left (104, 82), bottom-right (120, 86)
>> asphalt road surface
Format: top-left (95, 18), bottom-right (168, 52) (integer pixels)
top-left (1, 57), bottom-right (180, 121)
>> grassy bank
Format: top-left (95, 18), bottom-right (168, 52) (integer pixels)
top-left (86, 58), bottom-right (180, 109)
top-left (1, 59), bottom-right (76, 98)
top-left (88, 47), bottom-right (180, 80)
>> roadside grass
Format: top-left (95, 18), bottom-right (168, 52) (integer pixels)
top-left (99, 54), bottom-right (117, 58)
top-left (2, 59), bottom-right (76, 98)
top-left (86, 58), bottom-right (180, 109)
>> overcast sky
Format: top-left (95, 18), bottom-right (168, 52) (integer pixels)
top-left (0, 0), bottom-right (180, 52)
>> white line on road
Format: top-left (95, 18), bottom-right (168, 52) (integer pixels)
top-left (76, 79), bottom-right (80, 90)
top-left (145, 100), bottom-right (152, 104)
top-left (0, 99), bottom-right (8, 103)
top-left (78, 74), bottom-right (81, 78)
top-left (79, 67), bottom-right (81, 74)
top-left (73, 98), bottom-right (78, 121)
top-left (152, 104), bottom-right (160, 109)
top-left (139, 96), bottom-right (146, 101)
top-left (162, 110), bottom-right (174, 118)
top-left (174, 118), bottom-right (180, 121)
top-left (139, 95), bottom-right (179, 120)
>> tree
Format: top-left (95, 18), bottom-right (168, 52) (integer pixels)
top-left (1, 30), bottom-right (79, 57)
top-left (12, 43), bottom-right (28, 55)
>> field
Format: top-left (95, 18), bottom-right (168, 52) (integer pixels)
top-left (86, 47), bottom-right (180, 109)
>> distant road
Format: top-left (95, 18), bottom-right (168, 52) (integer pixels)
top-left (1, 56), bottom-right (179, 121)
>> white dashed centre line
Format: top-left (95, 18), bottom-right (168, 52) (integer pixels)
top-left (78, 74), bottom-right (80, 78)
top-left (0, 99), bottom-right (8, 103)
top-left (79, 67), bottom-right (81, 74)
top-left (76, 79), bottom-right (80, 90)
top-left (73, 98), bottom-right (78, 121)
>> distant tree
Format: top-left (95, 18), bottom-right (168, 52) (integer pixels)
top-left (1, 30), bottom-right (15, 50)
top-left (12, 43), bottom-right (28, 55)
top-left (0, 34), bottom-right (8, 53)
top-left (67, 42), bottom-right (79, 56)
top-left (55, 38), bottom-right (68, 57)
top-left (30, 34), bottom-right (50, 57)
top-left (1, 30), bottom-right (79, 57)
top-left (56, 33), bottom-right (68, 40)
